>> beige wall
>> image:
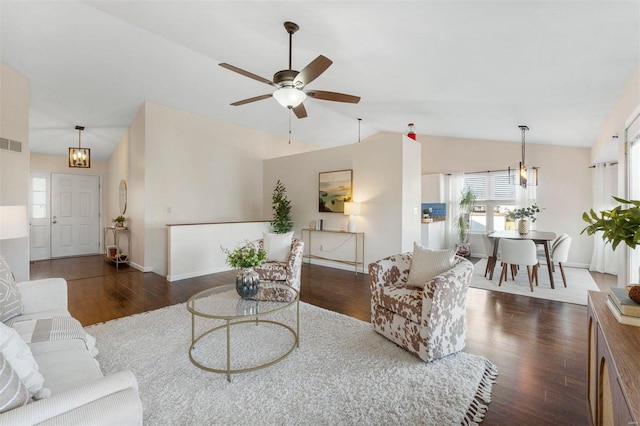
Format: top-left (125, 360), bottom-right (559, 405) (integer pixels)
top-left (401, 136), bottom-right (422, 252)
top-left (0, 62), bottom-right (30, 280)
top-left (108, 101), bottom-right (319, 276)
top-left (591, 65), bottom-right (640, 166)
top-left (415, 132), bottom-right (593, 266)
top-left (590, 65), bottom-right (640, 286)
top-left (263, 133), bottom-right (421, 268)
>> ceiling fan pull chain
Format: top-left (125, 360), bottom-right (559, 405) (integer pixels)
top-left (289, 108), bottom-right (292, 144)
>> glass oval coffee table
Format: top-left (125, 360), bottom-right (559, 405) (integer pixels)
top-left (186, 282), bottom-right (299, 382)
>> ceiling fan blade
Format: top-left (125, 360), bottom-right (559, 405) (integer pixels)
top-left (306, 90), bottom-right (361, 104)
top-left (293, 55), bottom-right (333, 88)
top-left (292, 103), bottom-right (308, 119)
top-left (230, 94), bottom-right (273, 106)
top-left (219, 63), bottom-right (278, 87)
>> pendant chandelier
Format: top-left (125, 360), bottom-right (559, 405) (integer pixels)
top-left (509, 125), bottom-right (538, 188)
top-left (69, 125), bottom-right (90, 168)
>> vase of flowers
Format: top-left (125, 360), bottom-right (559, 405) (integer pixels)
top-left (508, 205), bottom-right (540, 235)
top-left (222, 242), bottom-right (267, 299)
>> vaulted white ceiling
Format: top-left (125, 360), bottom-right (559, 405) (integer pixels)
top-left (1, 1), bottom-right (638, 161)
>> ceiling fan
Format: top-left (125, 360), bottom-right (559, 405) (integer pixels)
top-left (219, 21), bottom-right (360, 119)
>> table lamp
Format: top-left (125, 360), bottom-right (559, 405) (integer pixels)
top-left (343, 202), bottom-right (361, 233)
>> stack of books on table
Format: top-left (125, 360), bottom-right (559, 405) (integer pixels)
top-left (607, 287), bottom-right (640, 327)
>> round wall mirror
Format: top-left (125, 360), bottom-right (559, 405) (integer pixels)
top-left (119, 180), bottom-right (127, 215)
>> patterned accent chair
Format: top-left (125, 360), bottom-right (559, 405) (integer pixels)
top-left (253, 238), bottom-right (304, 301)
top-left (368, 253), bottom-right (474, 362)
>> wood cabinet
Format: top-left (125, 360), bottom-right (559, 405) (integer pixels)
top-left (587, 291), bottom-right (640, 425)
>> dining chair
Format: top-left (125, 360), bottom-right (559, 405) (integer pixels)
top-left (550, 236), bottom-right (572, 287)
top-left (498, 239), bottom-right (539, 292)
top-left (481, 231), bottom-right (497, 277)
top-left (537, 233), bottom-right (569, 271)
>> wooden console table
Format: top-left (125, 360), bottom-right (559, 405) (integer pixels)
top-left (587, 291), bottom-right (640, 425)
top-left (301, 228), bottom-right (364, 275)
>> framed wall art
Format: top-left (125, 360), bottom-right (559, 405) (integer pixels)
top-left (318, 169), bottom-right (352, 213)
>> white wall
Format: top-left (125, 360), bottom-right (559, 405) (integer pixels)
top-left (0, 62), bottom-right (30, 281)
top-left (590, 65), bottom-right (640, 286)
top-left (263, 133), bottom-right (421, 268)
top-left (167, 221), bottom-right (271, 281)
top-left (413, 132), bottom-right (593, 267)
top-left (401, 136), bottom-right (422, 253)
top-left (108, 101), bottom-right (318, 276)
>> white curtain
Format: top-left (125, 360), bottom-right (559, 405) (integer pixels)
top-left (590, 162), bottom-right (618, 274)
top-left (444, 173), bottom-right (464, 249)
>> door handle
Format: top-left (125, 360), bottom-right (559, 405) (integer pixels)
top-left (52, 216), bottom-right (57, 224)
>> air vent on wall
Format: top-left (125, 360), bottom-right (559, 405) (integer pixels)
top-left (0, 137), bottom-right (23, 153)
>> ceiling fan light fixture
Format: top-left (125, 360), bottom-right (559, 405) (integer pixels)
top-left (273, 87), bottom-right (306, 108)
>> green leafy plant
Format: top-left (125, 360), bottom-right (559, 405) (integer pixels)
top-left (581, 197), bottom-right (640, 250)
top-left (270, 180), bottom-right (293, 234)
top-left (507, 205), bottom-right (541, 222)
top-left (114, 215), bottom-right (126, 224)
top-left (456, 189), bottom-right (476, 244)
top-left (222, 242), bottom-right (267, 269)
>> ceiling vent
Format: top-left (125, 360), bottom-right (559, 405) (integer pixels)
top-left (0, 137), bottom-right (23, 153)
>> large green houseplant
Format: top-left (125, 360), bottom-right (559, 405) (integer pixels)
top-left (581, 197), bottom-right (640, 250)
top-left (582, 197), bottom-right (640, 302)
top-left (270, 180), bottom-right (293, 234)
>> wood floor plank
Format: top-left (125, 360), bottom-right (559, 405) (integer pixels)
top-left (29, 255), bottom-right (595, 425)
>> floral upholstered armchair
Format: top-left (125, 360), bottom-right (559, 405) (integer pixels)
top-left (368, 253), bottom-right (473, 362)
top-left (253, 238), bottom-right (304, 300)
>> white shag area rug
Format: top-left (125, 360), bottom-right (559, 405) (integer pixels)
top-left (472, 258), bottom-right (601, 305)
top-left (86, 300), bottom-right (497, 425)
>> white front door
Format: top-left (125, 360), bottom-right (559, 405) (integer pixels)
top-left (29, 172), bottom-right (51, 261)
top-left (50, 173), bottom-right (101, 258)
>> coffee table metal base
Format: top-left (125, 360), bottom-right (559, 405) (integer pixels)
top-left (189, 317), bottom-right (299, 382)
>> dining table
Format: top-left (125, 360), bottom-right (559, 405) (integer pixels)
top-left (487, 230), bottom-right (557, 288)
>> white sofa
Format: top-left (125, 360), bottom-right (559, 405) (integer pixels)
top-left (0, 275), bottom-right (143, 425)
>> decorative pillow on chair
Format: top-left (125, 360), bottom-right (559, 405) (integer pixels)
top-left (406, 242), bottom-right (455, 288)
top-left (263, 232), bottom-right (294, 262)
top-left (0, 255), bottom-right (24, 323)
top-left (0, 322), bottom-right (47, 400)
top-left (0, 351), bottom-right (29, 413)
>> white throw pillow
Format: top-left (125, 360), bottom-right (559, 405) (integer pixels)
top-left (0, 255), bottom-right (24, 323)
top-left (0, 352), bottom-right (29, 413)
top-left (263, 232), bottom-right (294, 262)
top-left (406, 242), bottom-right (455, 288)
top-left (0, 322), bottom-right (46, 399)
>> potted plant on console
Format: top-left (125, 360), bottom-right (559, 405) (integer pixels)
top-left (114, 215), bottom-right (127, 228)
top-left (223, 242), bottom-right (267, 299)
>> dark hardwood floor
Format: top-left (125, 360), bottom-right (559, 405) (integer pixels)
top-left (30, 255), bottom-right (603, 425)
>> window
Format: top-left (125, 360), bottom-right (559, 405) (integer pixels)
top-left (464, 171), bottom-right (516, 232)
top-left (32, 177), bottom-right (47, 219)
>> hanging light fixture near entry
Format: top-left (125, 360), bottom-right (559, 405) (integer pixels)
top-left (509, 125), bottom-right (538, 188)
top-left (69, 125), bottom-right (90, 168)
